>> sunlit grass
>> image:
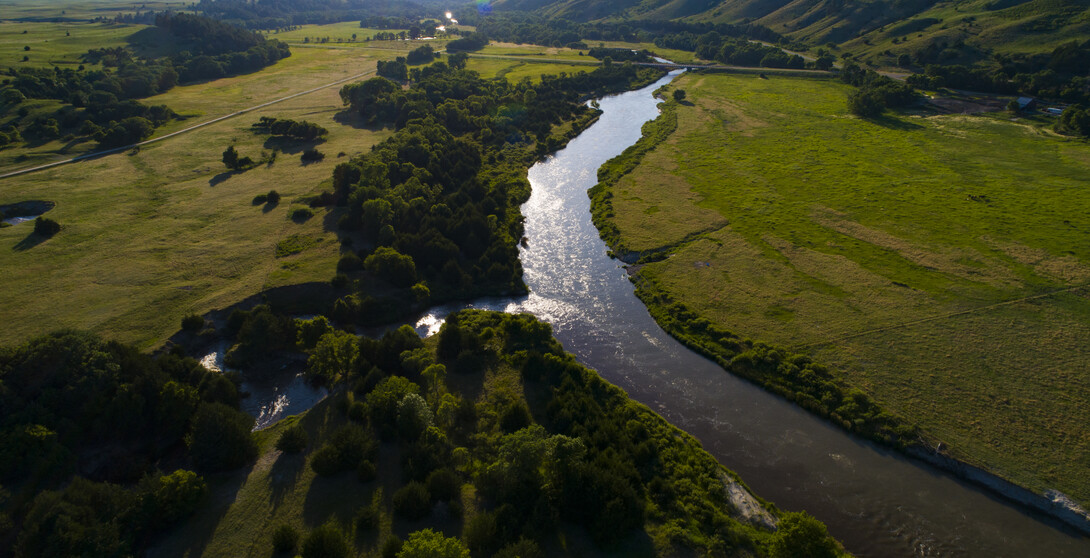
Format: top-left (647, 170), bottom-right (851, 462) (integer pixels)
top-left (612, 71), bottom-right (1090, 504)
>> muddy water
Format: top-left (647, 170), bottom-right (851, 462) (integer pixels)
top-left (401, 71), bottom-right (1090, 556)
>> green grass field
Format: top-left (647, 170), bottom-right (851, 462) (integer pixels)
top-left (605, 72), bottom-right (1090, 505)
top-left (0, 45), bottom-right (396, 348)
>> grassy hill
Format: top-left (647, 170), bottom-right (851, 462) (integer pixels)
top-left (491, 0), bottom-right (1090, 63)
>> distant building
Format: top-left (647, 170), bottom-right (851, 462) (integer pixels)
top-left (1016, 97), bottom-right (1037, 110)
top-left (1045, 107), bottom-right (1064, 116)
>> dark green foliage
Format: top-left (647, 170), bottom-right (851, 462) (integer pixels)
top-left (770, 512), bottom-right (839, 558)
top-left (337, 252), bottom-right (362, 273)
top-left (272, 524), bottom-right (300, 553)
top-left (291, 207), bottom-right (315, 222)
top-left (377, 57), bottom-right (409, 81)
top-left (1056, 105), bottom-right (1090, 137)
top-left (357, 459), bottom-right (377, 482)
top-left (181, 314), bottom-right (204, 332)
top-left (301, 148), bottom-right (325, 162)
top-left (0, 331), bottom-right (233, 489)
top-left (253, 116), bottom-right (328, 140)
top-left (397, 528), bottom-right (471, 558)
top-left (588, 47), bottom-right (653, 62)
top-left (397, 393), bottom-right (433, 441)
top-left (226, 305), bottom-right (297, 366)
top-left (445, 32), bottom-right (489, 52)
top-left (186, 402), bottom-right (257, 471)
top-left (672, 89), bottom-right (686, 102)
top-left (267, 190), bottom-right (281, 204)
top-left (499, 400), bottom-right (532, 433)
top-left (365, 376), bottom-right (420, 430)
top-left (355, 502), bottom-right (380, 531)
top-left (392, 481), bottom-right (431, 520)
top-left (276, 424), bottom-right (308, 454)
top-left (33, 216), bottom-right (60, 237)
top-left (223, 145), bottom-right (240, 170)
top-left (406, 45), bottom-right (435, 65)
top-left (302, 523), bottom-right (350, 558)
top-left (364, 247), bottom-right (417, 287)
top-left (309, 424), bottom-right (376, 476)
top-left (425, 468), bottom-right (461, 502)
top-left (840, 63), bottom-right (918, 115)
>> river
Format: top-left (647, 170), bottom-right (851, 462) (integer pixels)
top-left (399, 71), bottom-right (1090, 556)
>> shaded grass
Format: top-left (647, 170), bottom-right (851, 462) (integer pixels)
top-left (600, 71), bottom-right (1090, 505)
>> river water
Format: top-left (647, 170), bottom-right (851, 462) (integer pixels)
top-left (400, 71), bottom-right (1089, 556)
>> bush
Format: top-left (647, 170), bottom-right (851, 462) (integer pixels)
top-left (337, 252), bottom-right (362, 273)
top-left (302, 523), bottom-right (349, 558)
top-left (397, 529), bottom-right (471, 558)
top-left (291, 207), bottom-right (314, 222)
top-left (272, 524), bottom-right (299, 553)
top-left (672, 89), bottom-right (686, 102)
top-left (355, 503), bottom-right (379, 531)
top-left (266, 190), bottom-right (281, 204)
top-left (310, 445), bottom-right (343, 476)
top-left (276, 424), bottom-right (308, 454)
top-left (392, 482), bottom-right (430, 520)
top-left (181, 314), bottom-right (204, 332)
top-left (357, 459), bottom-right (377, 482)
top-left (34, 217), bottom-right (60, 237)
top-left (331, 273), bottom-right (349, 289)
top-left (301, 148), bottom-right (325, 162)
top-left (425, 468), bottom-right (461, 502)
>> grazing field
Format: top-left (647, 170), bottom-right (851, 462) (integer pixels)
top-left (0, 20), bottom-right (141, 69)
top-left (0, 47), bottom-right (395, 348)
top-left (604, 72), bottom-right (1090, 505)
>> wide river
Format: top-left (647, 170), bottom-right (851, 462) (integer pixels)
top-left (402, 71), bottom-right (1090, 556)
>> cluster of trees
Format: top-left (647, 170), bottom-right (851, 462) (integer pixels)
top-left (0, 124), bottom-right (22, 149)
top-left (445, 32), bottom-right (490, 53)
top-left (252, 116), bottom-right (328, 140)
top-left (655, 31), bottom-right (807, 69)
top-left (275, 309), bottom-right (839, 555)
top-left (840, 63), bottom-right (918, 117)
top-left (377, 57), bottom-right (409, 81)
top-left (906, 41), bottom-right (1090, 104)
top-left (406, 45), bottom-right (436, 66)
top-left (0, 12), bottom-right (290, 150)
top-left (586, 47), bottom-right (653, 63)
top-left (330, 59), bottom-right (665, 322)
top-left (193, 0), bottom-right (428, 30)
top-left (1055, 105), bottom-right (1090, 137)
top-left (0, 330), bottom-right (258, 554)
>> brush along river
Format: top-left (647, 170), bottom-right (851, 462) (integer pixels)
top-left (401, 70), bottom-right (1089, 556)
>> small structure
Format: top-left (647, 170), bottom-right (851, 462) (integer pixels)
top-left (1045, 107), bottom-right (1064, 116)
top-left (1016, 97), bottom-right (1037, 110)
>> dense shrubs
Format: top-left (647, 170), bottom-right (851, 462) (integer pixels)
top-left (276, 424), bottom-right (308, 453)
top-left (272, 524), bottom-right (300, 553)
top-left (186, 402), bottom-right (258, 471)
top-left (840, 62), bottom-right (918, 116)
top-left (301, 148), bottom-right (325, 162)
top-left (302, 523), bottom-right (350, 558)
top-left (253, 116), bottom-right (327, 140)
top-left (181, 314), bottom-right (205, 332)
top-left (392, 481), bottom-right (431, 520)
top-left (33, 216), bottom-right (60, 237)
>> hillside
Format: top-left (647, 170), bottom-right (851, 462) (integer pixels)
top-left (491, 0), bottom-right (1090, 62)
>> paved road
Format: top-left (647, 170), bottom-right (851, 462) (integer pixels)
top-left (0, 68), bottom-right (376, 181)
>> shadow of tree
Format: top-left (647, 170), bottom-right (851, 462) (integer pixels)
top-left (868, 113), bottom-right (924, 131)
top-left (333, 109), bottom-right (388, 132)
top-left (269, 452), bottom-right (306, 510)
top-left (263, 136), bottom-right (324, 155)
top-left (13, 232), bottom-right (48, 251)
top-left (209, 171), bottom-right (236, 187)
top-left (263, 199), bottom-right (280, 214)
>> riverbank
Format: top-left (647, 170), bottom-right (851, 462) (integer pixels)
top-left (586, 70), bottom-right (1090, 536)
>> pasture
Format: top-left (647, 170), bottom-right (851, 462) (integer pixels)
top-left (607, 71), bottom-right (1090, 505)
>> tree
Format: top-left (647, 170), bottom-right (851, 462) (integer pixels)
top-left (393, 482), bottom-right (431, 520)
top-left (186, 402), bottom-right (257, 471)
top-left (672, 89), bottom-right (686, 102)
top-left (276, 424), bottom-right (308, 454)
top-left (222, 145), bottom-right (239, 170)
top-left (302, 523), bottom-right (349, 558)
top-left (847, 90), bottom-right (884, 117)
top-left (397, 393), bottom-right (433, 441)
top-left (307, 330), bottom-right (359, 384)
top-left (272, 524), bottom-right (300, 553)
top-left (770, 512), bottom-right (840, 558)
top-left (364, 247), bottom-right (417, 287)
top-left (397, 529), bottom-right (470, 558)
top-left (33, 217), bottom-right (60, 237)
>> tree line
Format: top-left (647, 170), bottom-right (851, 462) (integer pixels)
top-left (0, 12), bottom-right (290, 149)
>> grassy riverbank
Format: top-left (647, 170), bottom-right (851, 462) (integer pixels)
top-left (592, 71), bottom-right (1090, 507)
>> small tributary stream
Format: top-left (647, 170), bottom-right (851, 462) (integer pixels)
top-left (398, 70), bottom-right (1089, 556)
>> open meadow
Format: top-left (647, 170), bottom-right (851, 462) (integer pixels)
top-left (604, 72), bottom-right (1090, 505)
